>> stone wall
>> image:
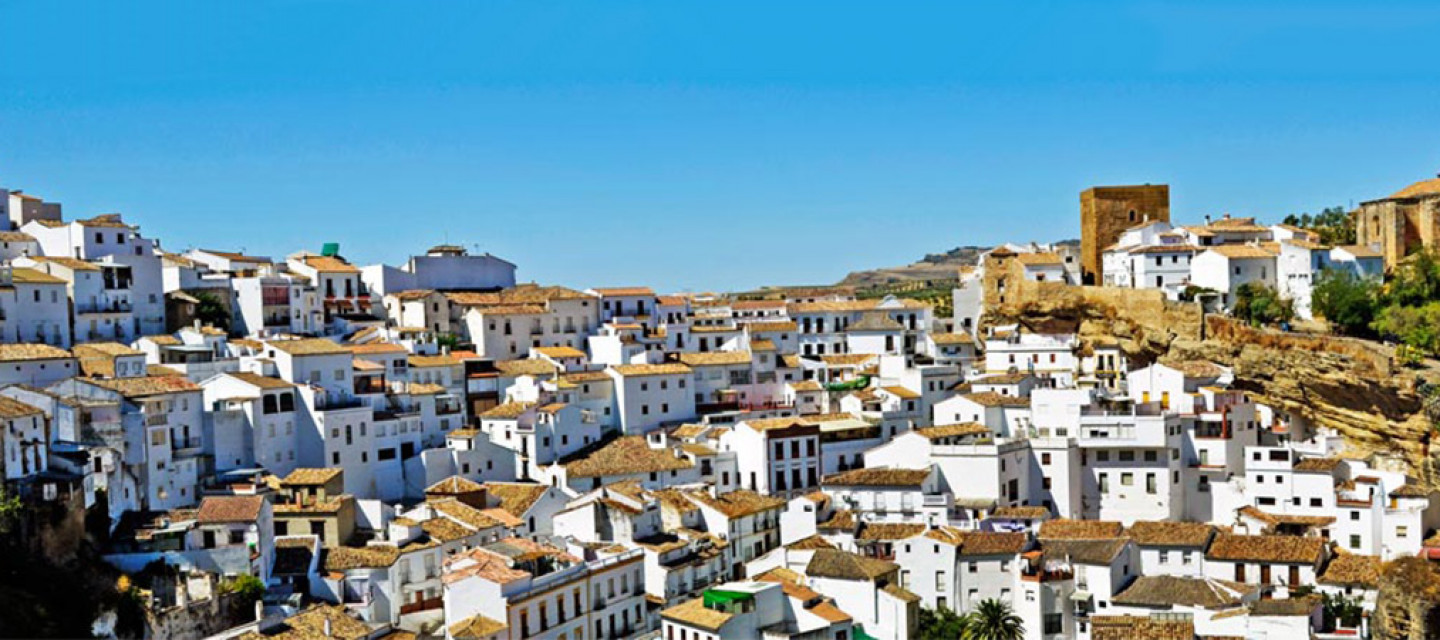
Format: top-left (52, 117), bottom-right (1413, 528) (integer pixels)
top-left (1079, 184), bottom-right (1170, 284)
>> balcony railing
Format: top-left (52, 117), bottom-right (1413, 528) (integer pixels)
top-left (172, 436), bottom-right (203, 451)
top-left (145, 413), bottom-right (169, 427)
top-left (76, 300), bottom-right (133, 313)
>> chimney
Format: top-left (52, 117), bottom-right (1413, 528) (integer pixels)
top-left (1204, 214), bottom-right (1212, 225)
top-left (323, 617), bottom-right (332, 637)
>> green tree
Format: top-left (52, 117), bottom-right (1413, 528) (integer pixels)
top-left (0, 485), bottom-right (21, 534)
top-left (1232, 282), bottom-right (1295, 327)
top-left (1373, 302), bottom-right (1440, 354)
top-left (1285, 206), bottom-right (1355, 245)
top-left (224, 574), bottom-right (265, 604)
top-left (964, 599), bottom-right (1024, 640)
top-left (193, 290), bottom-right (230, 331)
top-left (1312, 269), bottom-right (1378, 336)
top-left (1381, 249), bottom-right (1440, 308)
top-left (916, 606), bottom-right (971, 640)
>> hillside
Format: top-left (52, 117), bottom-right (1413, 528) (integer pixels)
top-left (838, 240), bottom-right (1077, 287)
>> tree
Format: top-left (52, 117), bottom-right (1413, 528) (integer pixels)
top-left (965, 599), bottom-right (1024, 640)
top-left (0, 485), bottom-right (21, 534)
top-left (193, 290), bottom-right (230, 331)
top-left (1312, 269), bottom-right (1378, 336)
top-left (1373, 302), bottom-right (1440, 354)
top-left (1381, 249), bottom-right (1440, 309)
top-left (1232, 282), bottom-right (1294, 327)
top-left (1284, 206), bottom-right (1355, 245)
top-left (916, 606), bottom-right (970, 640)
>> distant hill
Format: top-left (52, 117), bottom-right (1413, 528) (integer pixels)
top-left (838, 240), bottom-right (1077, 287)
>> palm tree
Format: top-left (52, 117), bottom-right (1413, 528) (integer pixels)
top-left (963, 598), bottom-right (1024, 640)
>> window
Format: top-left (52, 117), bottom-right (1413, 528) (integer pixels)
top-left (1350, 535), bottom-right (1361, 549)
top-left (1398, 526), bottom-right (1409, 538)
top-left (1120, 473), bottom-right (1134, 486)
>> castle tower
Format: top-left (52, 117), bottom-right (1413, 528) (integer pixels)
top-left (1079, 184), bottom-right (1170, 285)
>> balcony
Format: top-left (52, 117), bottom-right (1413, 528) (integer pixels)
top-left (76, 300), bottom-right (133, 314)
top-left (398, 596), bottom-right (444, 616)
top-left (172, 436), bottom-right (203, 453)
top-left (145, 413), bottom-right (169, 427)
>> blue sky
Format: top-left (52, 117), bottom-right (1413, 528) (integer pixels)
top-left (2, 2), bottom-right (1439, 292)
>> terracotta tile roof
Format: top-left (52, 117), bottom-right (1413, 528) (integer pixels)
top-left (494, 358), bottom-right (559, 377)
top-left (924, 526), bottom-right (967, 547)
top-left (818, 354), bottom-right (876, 367)
top-left (591, 286), bottom-right (655, 296)
top-left (661, 597), bottom-right (733, 631)
top-left (408, 354), bottom-right (459, 368)
top-left (741, 417), bottom-right (812, 432)
top-left (1041, 538), bottom-right (1131, 565)
top-left (480, 401), bottom-right (535, 419)
top-left (930, 332), bottom-right (974, 345)
top-left (429, 498), bottom-right (505, 530)
top-left (443, 547), bottom-right (531, 585)
top-left (1337, 244), bottom-right (1383, 258)
top-left (10, 267), bottom-right (66, 284)
top-left (856, 522), bottom-right (927, 541)
top-left (880, 385), bottom-right (920, 399)
top-left (676, 351), bottom-right (752, 367)
top-left (789, 380), bottom-right (823, 392)
top-left (324, 544), bottom-right (400, 570)
top-left (1112, 576), bottom-right (1253, 609)
top-left (445, 284), bottom-right (589, 306)
top-left (818, 510), bottom-right (856, 530)
top-left (565, 436), bottom-right (693, 478)
top-left (268, 338), bottom-right (350, 356)
top-left (1207, 533), bottom-right (1325, 564)
top-left (77, 214), bottom-right (132, 229)
top-left (747, 321), bottom-right (798, 333)
top-left (421, 517), bottom-right (476, 543)
top-left (448, 613), bottom-right (509, 639)
top-left (532, 346), bottom-right (586, 359)
top-left (806, 549), bottom-right (897, 581)
top-left (957, 532), bottom-right (1028, 556)
top-left (0, 343), bottom-right (72, 361)
top-left (1128, 244), bottom-right (1201, 254)
top-left (959, 391), bottom-right (1030, 408)
top-left (237, 604), bottom-right (372, 640)
top-left (1390, 177), bottom-right (1440, 199)
top-left (0, 395), bottom-right (43, 419)
top-left (1319, 553), bottom-right (1381, 587)
top-left (141, 335), bottom-right (182, 346)
top-left (1249, 594), bottom-right (1323, 616)
top-left (73, 342), bottom-right (143, 358)
top-left (1126, 521), bottom-right (1215, 548)
top-left (1207, 244), bottom-right (1276, 259)
top-left (1090, 616), bottom-right (1194, 640)
top-left (789, 299), bottom-right (927, 313)
top-left (611, 363), bottom-right (692, 376)
top-left (426, 476), bottom-right (484, 494)
top-left (196, 495), bottom-right (265, 523)
top-left (991, 505), bottom-right (1050, 519)
top-left (87, 375), bottom-right (201, 398)
top-left (822, 467), bottom-right (930, 487)
top-left (1039, 518), bottom-right (1125, 540)
top-left (227, 371), bottom-right (297, 389)
top-left (30, 255), bottom-right (100, 271)
top-left (788, 535), bottom-right (837, 550)
top-left (1015, 251), bottom-right (1064, 266)
top-left (1390, 483), bottom-right (1431, 498)
top-left (298, 255), bottom-right (359, 273)
top-left (282, 468), bottom-right (343, 486)
top-left (0, 231), bottom-right (34, 243)
top-left (686, 489), bottom-right (786, 518)
top-left (483, 482), bottom-right (550, 517)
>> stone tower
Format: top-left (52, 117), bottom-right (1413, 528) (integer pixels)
top-left (1079, 185), bottom-right (1171, 285)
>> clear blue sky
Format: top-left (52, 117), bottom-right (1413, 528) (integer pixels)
top-left (2, 2), bottom-right (1439, 293)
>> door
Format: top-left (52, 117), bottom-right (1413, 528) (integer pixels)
top-left (1235, 564), bottom-right (1245, 581)
top-left (1288, 566), bottom-right (1300, 588)
top-left (1260, 565), bottom-right (1271, 585)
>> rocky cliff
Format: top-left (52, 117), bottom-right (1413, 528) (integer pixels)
top-left (985, 280), bottom-right (1440, 480)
